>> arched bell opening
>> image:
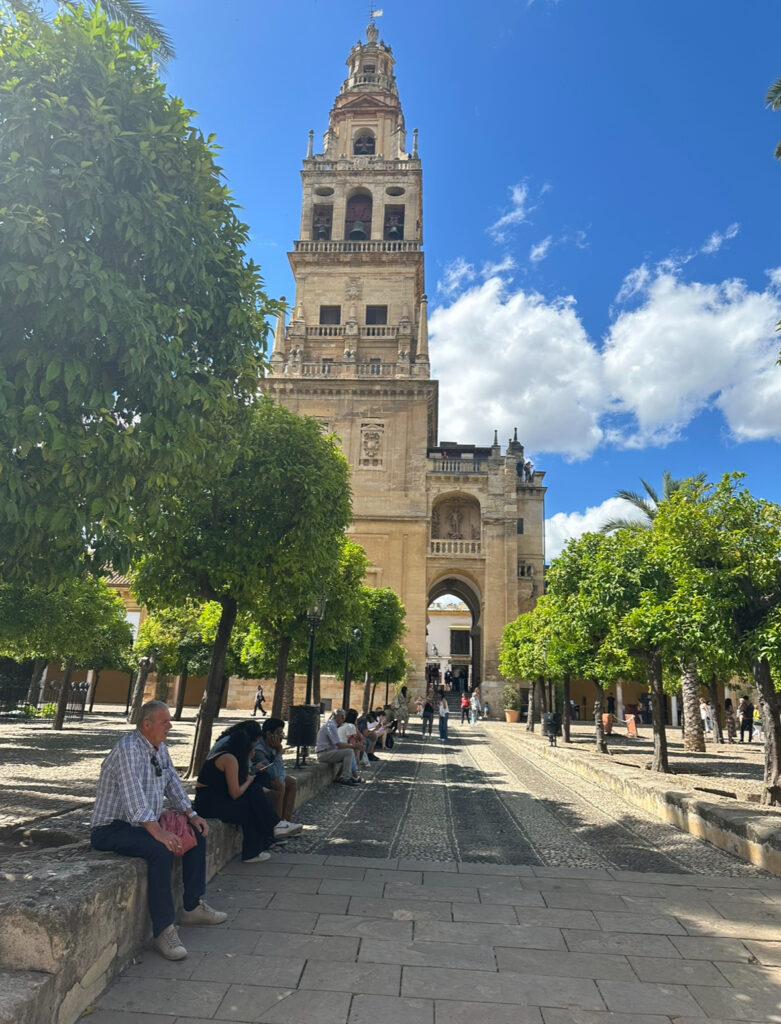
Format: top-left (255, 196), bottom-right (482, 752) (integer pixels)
top-left (344, 191), bottom-right (372, 241)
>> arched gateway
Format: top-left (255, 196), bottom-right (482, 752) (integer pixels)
top-left (263, 19), bottom-right (547, 715)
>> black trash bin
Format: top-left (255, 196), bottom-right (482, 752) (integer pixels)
top-left (541, 712), bottom-right (561, 746)
top-left (287, 705), bottom-right (320, 747)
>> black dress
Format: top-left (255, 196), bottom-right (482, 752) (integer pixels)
top-left (194, 755), bottom-right (278, 861)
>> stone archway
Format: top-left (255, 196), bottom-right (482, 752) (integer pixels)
top-left (427, 576), bottom-right (482, 689)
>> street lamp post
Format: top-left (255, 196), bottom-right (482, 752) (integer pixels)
top-left (384, 667), bottom-right (391, 705)
top-left (305, 594), bottom-right (328, 707)
top-left (342, 627), bottom-right (362, 710)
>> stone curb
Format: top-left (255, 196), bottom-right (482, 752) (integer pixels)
top-left (513, 727), bottom-right (781, 877)
top-left (0, 758), bottom-right (337, 1024)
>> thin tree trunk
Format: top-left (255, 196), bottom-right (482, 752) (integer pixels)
top-left (525, 680), bottom-right (537, 731)
top-left (593, 680), bottom-right (607, 753)
top-left (215, 673), bottom-right (229, 718)
top-left (281, 671), bottom-right (295, 721)
top-left (707, 675), bottom-right (723, 744)
top-left (187, 597), bottom-right (238, 778)
top-left (88, 670), bottom-right (100, 713)
top-left (128, 656), bottom-right (154, 724)
top-left (174, 666), bottom-right (189, 721)
top-left (26, 657), bottom-right (47, 704)
top-left (753, 656), bottom-right (781, 806)
top-left (52, 657), bottom-right (76, 730)
top-left (562, 673), bottom-right (571, 743)
top-left (681, 662), bottom-right (705, 752)
top-left (271, 636), bottom-right (292, 719)
top-left (362, 672), bottom-right (371, 713)
top-left (647, 651), bottom-right (670, 773)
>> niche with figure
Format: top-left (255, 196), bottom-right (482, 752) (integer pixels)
top-left (431, 496), bottom-right (481, 541)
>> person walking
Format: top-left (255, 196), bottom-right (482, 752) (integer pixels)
top-left (252, 684), bottom-right (266, 717)
top-left (392, 685), bottom-right (411, 737)
top-left (699, 697), bottom-right (713, 740)
top-left (460, 692), bottom-right (470, 724)
top-left (438, 693), bottom-right (449, 742)
top-left (421, 698), bottom-right (434, 737)
top-left (470, 690), bottom-right (480, 725)
top-left (739, 696), bottom-right (754, 743)
top-left (724, 698), bottom-right (737, 744)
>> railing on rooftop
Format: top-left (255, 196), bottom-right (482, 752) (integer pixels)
top-left (429, 459), bottom-right (487, 475)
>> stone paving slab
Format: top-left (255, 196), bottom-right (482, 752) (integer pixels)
top-left (88, 850), bottom-right (781, 1022)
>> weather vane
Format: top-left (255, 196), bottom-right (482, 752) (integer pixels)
top-left (369, 7), bottom-right (384, 21)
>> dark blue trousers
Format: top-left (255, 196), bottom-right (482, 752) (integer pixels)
top-left (91, 820), bottom-right (206, 936)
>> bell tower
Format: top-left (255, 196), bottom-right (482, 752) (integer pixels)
top-left (265, 18), bottom-right (438, 676)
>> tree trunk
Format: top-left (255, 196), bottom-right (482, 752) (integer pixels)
top-left (646, 651), bottom-right (670, 773)
top-left (26, 657), bottom-right (47, 705)
top-left (174, 666), bottom-right (189, 721)
top-left (187, 597), bottom-right (238, 778)
top-left (362, 672), bottom-right (371, 713)
top-left (88, 670), bottom-right (100, 713)
top-left (155, 672), bottom-right (169, 702)
top-left (370, 680), bottom-right (378, 709)
top-left (753, 656), bottom-right (781, 806)
top-left (681, 662), bottom-right (705, 752)
top-left (592, 680), bottom-right (607, 753)
top-left (281, 671), bottom-right (295, 721)
top-left (128, 656), bottom-right (154, 724)
top-left (313, 663), bottom-right (321, 706)
top-left (562, 673), bottom-right (571, 743)
top-left (52, 657), bottom-right (76, 730)
top-left (215, 673), bottom-right (229, 718)
top-left (707, 675), bottom-right (723, 744)
top-left (271, 636), bottom-right (292, 719)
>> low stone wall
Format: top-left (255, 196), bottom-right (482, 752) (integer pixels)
top-left (520, 731), bottom-right (781, 877)
top-left (0, 759), bottom-right (337, 1024)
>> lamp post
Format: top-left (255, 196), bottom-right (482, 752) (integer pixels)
top-left (304, 594), bottom-right (328, 706)
top-left (342, 627), bottom-right (362, 710)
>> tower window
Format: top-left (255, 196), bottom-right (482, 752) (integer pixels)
top-left (345, 193), bottom-right (372, 240)
top-left (517, 518), bottom-right (524, 535)
top-left (354, 133), bottom-right (375, 156)
top-left (365, 305), bottom-right (387, 325)
top-left (321, 358), bottom-right (333, 375)
top-left (319, 305), bottom-right (341, 325)
top-left (450, 629), bottom-right (470, 656)
top-left (363, 64), bottom-right (375, 73)
top-left (383, 205), bottom-right (405, 241)
top-left (312, 205), bottom-right (332, 241)
top-left (369, 358), bottom-right (382, 375)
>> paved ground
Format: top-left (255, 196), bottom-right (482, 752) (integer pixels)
top-left (75, 715), bottom-right (781, 1023)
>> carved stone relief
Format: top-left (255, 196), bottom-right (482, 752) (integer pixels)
top-left (345, 277), bottom-right (363, 300)
top-left (430, 497), bottom-right (481, 540)
top-left (359, 421), bottom-right (384, 469)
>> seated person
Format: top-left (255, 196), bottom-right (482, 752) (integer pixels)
top-left (314, 709), bottom-right (357, 785)
top-left (252, 718), bottom-right (303, 832)
top-left (356, 710), bottom-right (381, 760)
top-left (194, 729), bottom-right (279, 863)
top-left (338, 708), bottom-right (369, 770)
top-left (370, 709), bottom-right (392, 749)
top-left (90, 700), bottom-right (226, 962)
top-left (209, 719), bottom-right (297, 841)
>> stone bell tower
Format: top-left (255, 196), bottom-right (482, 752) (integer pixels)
top-left (265, 18), bottom-right (438, 674)
top-left (265, 20), bottom-right (546, 709)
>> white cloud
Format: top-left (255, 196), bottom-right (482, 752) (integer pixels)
top-left (430, 276), bottom-right (606, 459)
top-left (481, 254), bottom-right (516, 277)
top-left (529, 235), bottom-right (553, 263)
top-left (488, 182), bottom-right (535, 242)
top-left (603, 269), bottom-right (781, 447)
top-left (701, 222), bottom-right (739, 255)
top-left (545, 498), bottom-right (647, 560)
top-left (437, 257), bottom-right (475, 297)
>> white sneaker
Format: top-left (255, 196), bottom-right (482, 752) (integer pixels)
top-left (274, 820), bottom-right (303, 838)
top-left (179, 899), bottom-right (227, 926)
top-left (242, 851), bottom-right (271, 863)
top-left (154, 924), bottom-right (187, 960)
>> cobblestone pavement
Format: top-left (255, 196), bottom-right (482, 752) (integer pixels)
top-left (290, 720), bottom-right (770, 876)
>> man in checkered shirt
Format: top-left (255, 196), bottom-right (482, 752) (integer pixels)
top-left (91, 700), bottom-right (227, 960)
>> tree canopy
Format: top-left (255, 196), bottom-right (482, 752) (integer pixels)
top-left (0, 6), bottom-right (274, 580)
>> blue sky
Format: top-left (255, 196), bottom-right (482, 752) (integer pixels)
top-left (154, 0), bottom-right (781, 557)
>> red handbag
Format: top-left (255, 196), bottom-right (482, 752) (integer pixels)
top-left (159, 811), bottom-right (197, 855)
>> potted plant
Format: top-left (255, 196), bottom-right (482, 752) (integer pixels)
top-left (502, 684), bottom-right (522, 723)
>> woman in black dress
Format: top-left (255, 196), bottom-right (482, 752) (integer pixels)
top-left (194, 730), bottom-right (278, 863)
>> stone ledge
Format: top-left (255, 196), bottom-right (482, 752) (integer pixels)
top-left (518, 730), bottom-right (781, 877)
top-left (0, 758), bottom-right (337, 1024)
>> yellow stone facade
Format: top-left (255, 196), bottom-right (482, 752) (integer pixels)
top-left (264, 21), bottom-right (546, 713)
